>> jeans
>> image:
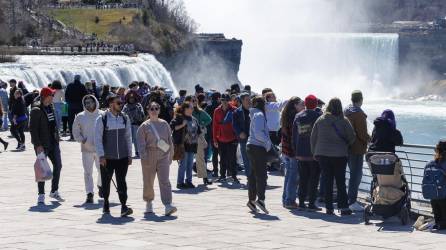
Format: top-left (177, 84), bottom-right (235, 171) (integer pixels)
top-left (131, 125), bottom-right (139, 156)
top-left (239, 141), bottom-right (250, 177)
top-left (218, 141), bottom-right (238, 178)
top-left (318, 156), bottom-right (349, 210)
top-left (247, 144), bottom-right (268, 201)
top-left (53, 103), bottom-right (63, 130)
top-left (11, 121), bottom-right (26, 145)
top-left (100, 158), bottom-right (129, 206)
top-left (38, 144), bottom-right (62, 194)
top-left (2, 109), bottom-right (8, 130)
top-left (298, 160), bottom-right (320, 206)
top-left (282, 155), bottom-right (299, 206)
top-left (347, 154), bottom-right (364, 205)
top-left (177, 152), bottom-right (194, 184)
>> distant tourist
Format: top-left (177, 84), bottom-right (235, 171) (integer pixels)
top-left (205, 92), bottom-right (221, 177)
top-left (30, 87), bottom-right (63, 204)
top-left (94, 95), bottom-right (133, 217)
top-left (311, 98), bottom-right (355, 215)
top-left (51, 80), bottom-right (65, 130)
top-left (369, 109), bottom-right (403, 153)
top-left (0, 100), bottom-right (9, 151)
top-left (72, 95), bottom-right (103, 204)
top-left (10, 89), bottom-right (27, 151)
top-left (137, 102), bottom-right (177, 216)
top-left (122, 90), bottom-right (145, 158)
top-left (232, 92), bottom-right (252, 177)
top-left (344, 90), bottom-right (370, 212)
top-left (0, 81), bottom-right (9, 131)
top-left (65, 75), bottom-right (88, 140)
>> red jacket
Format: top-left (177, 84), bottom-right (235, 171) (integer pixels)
top-left (213, 105), bottom-right (237, 143)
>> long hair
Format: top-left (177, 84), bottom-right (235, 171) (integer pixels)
top-left (435, 140), bottom-right (446, 163)
top-left (175, 101), bottom-right (191, 118)
top-left (325, 98), bottom-right (344, 118)
top-left (252, 96), bottom-right (266, 114)
top-left (281, 97), bottom-right (302, 129)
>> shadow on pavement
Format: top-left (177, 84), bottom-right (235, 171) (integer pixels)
top-left (217, 182), bottom-right (247, 190)
top-left (73, 200), bottom-right (120, 210)
top-left (289, 209), bottom-right (363, 225)
top-left (252, 213), bottom-right (280, 221)
top-left (143, 213), bottom-right (177, 222)
top-left (28, 201), bottom-right (61, 213)
top-left (96, 214), bottom-right (135, 225)
top-left (375, 222), bottom-right (414, 232)
top-left (173, 185), bottom-right (216, 194)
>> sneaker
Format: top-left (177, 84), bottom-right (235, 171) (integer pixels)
top-left (2, 141), bottom-right (8, 151)
top-left (19, 144), bottom-right (25, 151)
top-left (145, 201), bottom-right (153, 214)
top-left (413, 216), bottom-right (426, 230)
top-left (203, 178), bottom-right (213, 185)
top-left (98, 186), bottom-right (103, 198)
top-left (255, 200), bottom-right (269, 214)
top-left (326, 209), bottom-right (335, 215)
top-left (232, 177), bottom-right (240, 184)
top-left (176, 183), bottom-right (187, 189)
top-left (121, 205), bottom-right (133, 217)
top-left (49, 191), bottom-right (64, 201)
top-left (340, 208), bottom-right (353, 216)
top-left (284, 203), bottom-right (299, 210)
top-left (217, 177), bottom-right (226, 182)
top-left (37, 194), bottom-right (45, 204)
top-left (349, 202), bottom-right (364, 212)
top-left (185, 182), bottom-right (196, 189)
top-left (307, 204), bottom-right (322, 212)
top-left (165, 204), bottom-right (177, 216)
top-left (16, 143), bottom-right (21, 150)
top-left (247, 201), bottom-right (258, 213)
top-left (86, 193), bottom-right (94, 204)
top-left (298, 203), bottom-right (307, 211)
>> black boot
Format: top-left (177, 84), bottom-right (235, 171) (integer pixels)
top-left (103, 200), bottom-right (110, 214)
top-left (121, 205), bottom-right (133, 217)
top-left (203, 178), bottom-right (213, 185)
top-left (86, 193), bottom-right (94, 204)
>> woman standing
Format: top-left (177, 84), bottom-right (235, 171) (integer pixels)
top-left (10, 89), bottom-right (27, 151)
top-left (122, 90), bottom-right (145, 158)
top-left (0, 100), bottom-right (9, 151)
top-left (311, 98), bottom-right (355, 215)
top-left (52, 80), bottom-right (65, 130)
top-left (369, 109), bottom-right (403, 153)
top-left (170, 101), bottom-right (201, 189)
top-left (137, 102), bottom-right (177, 216)
top-left (281, 97), bottom-right (304, 209)
top-left (246, 96), bottom-right (273, 214)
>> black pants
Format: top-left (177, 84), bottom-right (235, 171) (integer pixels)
top-left (298, 161), bottom-right (320, 206)
top-left (431, 199), bottom-right (446, 229)
top-left (247, 144), bottom-right (268, 201)
top-left (62, 116), bottom-right (68, 133)
top-left (269, 131), bottom-right (281, 146)
top-left (68, 106), bottom-right (82, 138)
top-left (101, 158), bottom-right (129, 206)
top-left (38, 144), bottom-right (62, 194)
top-left (212, 144), bottom-right (219, 175)
top-left (218, 141), bottom-right (238, 178)
top-left (11, 121), bottom-right (26, 144)
top-left (318, 156), bottom-right (348, 210)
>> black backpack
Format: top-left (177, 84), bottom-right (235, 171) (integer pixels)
top-left (422, 161), bottom-right (446, 200)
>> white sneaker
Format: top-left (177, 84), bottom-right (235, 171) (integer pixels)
top-left (165, 204), bottom-right (177, 216)
top-left (145, 201), bottom-right (153, 214)
top-left (349, 202), bottom-right (364, 212)
top-left (49, 191), bottom-right (64, 201)
top-left (37, 194), bottom-right (45, 204)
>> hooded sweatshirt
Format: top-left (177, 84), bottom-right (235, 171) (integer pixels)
top-left (72, 95), bottom-right (103, 153)
top-left (293, 109), bottom-right (321, 160)
top-left (369, 117), bottom-right (403, 153)
top-left (247, 108), bottom-right (272, 151)
top-left (344, 104), bottom-right (370, 155)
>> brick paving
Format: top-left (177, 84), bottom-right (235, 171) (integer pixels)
top-left (0, 131), bottom-right (445, 250)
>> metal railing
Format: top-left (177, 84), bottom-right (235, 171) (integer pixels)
top-left (357, 143), bottom-right (435, 215)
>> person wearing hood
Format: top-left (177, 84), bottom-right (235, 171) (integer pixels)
top-left (122, 90), bottom-right (145, 158)
top-left (344, 90), bottom-right (371, 212)
top-left (72, 95), bottom-right (104, 203)
top-left (30, 87), bottom-right (63, 204)
top-left (311, 98), bottom-right (356, 216)
top-left (246, 96), bottom-right (272, 214)
top-left (10, 89), bottom-right (27, 151)
top-left (65, 75), bottom-right (88, 140)
top-left (369, 109), bottom-right (403, 153)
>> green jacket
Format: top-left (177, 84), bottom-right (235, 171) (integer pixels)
top-left (193, 109), bottom-right (212, 129)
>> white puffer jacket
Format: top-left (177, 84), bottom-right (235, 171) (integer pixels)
top-left (73, 95), bottom-right (103, 153)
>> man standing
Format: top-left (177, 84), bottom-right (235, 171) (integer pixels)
top-left (0, 82), bottom-right (9, 131)
top-left (232, 92), bottom-right (252, 177)
top-left (95, 95), bottom-right (133, 217)
top-left (30, 87), bottom-right (63, 204)
top-left (213, 94), bottom-right (238, 183)
top-left (73, 95), bottom-right (103, 204)
top-left (65, 75), bottom-right (88, 140)
top-left (205, 92), bottom-right (221, 177)
top-left (344, 90), bottom-right (370, 211)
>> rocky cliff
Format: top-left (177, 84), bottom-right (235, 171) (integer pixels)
top-left (156, 34), bottom-right (242, 92)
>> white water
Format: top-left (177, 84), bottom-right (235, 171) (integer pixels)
top-left (0, 54), bottom-right (177, 93)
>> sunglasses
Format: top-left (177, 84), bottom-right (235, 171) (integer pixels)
top-left (149, 107), bottom-right (160, 111)
top-left (115, 101), bottom-right (123, 105)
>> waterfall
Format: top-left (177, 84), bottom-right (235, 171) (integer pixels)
top-left (0, 53), bottom-right (177, 94)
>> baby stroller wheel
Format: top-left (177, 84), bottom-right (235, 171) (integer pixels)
top-left (400, 207), bottom-right (410, 225)
top-left (364, 205), bottom-right (371, 225)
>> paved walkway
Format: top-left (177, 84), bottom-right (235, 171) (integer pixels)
top-left (0, 131), bottom-right (445, 250)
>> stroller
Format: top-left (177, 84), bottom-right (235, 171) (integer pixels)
top-left (363, 152), bottom-right (411, 225)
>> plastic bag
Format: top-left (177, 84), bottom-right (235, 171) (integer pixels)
top-left (34, 152), bottom-right (53, 182)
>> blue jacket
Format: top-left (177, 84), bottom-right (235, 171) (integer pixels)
top-left (293, 109), bottom-right (321, 159)
top-left (232, 106), bottom-right (250, 142)
top-left (247, 108), bottom-right (272, 151)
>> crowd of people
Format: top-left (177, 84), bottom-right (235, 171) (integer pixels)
top-left (0, 77), bottom-right (445, 230)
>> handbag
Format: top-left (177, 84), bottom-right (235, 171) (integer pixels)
top-left (148, 122), bottom-right (170, 153)
top-left (34, 152), bottom-right (53, 182)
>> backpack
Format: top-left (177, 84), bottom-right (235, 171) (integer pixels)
top-left (422, 161), bottom-right (446, 200)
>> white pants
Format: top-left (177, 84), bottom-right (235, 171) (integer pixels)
top-left (82, 152), bottom-right (102, 194)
